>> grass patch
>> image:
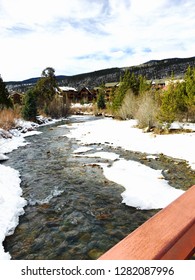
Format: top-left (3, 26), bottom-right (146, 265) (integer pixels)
top-left (0, 108), bottom-right (20, 130)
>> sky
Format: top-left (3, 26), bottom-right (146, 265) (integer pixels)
top-left (0, 0), bottom-right (195, 81)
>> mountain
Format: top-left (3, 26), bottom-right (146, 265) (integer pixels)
top-left (6, 56), bottom-right (195, 91)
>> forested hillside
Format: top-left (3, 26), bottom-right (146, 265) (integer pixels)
top-left (6, 56), bottom-right (195, 91)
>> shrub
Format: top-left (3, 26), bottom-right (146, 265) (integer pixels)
top-left (46, 94), bottom-right (70, 118)
top-left (116, 89), bottom-right (138, 119)
top-left (135, 93), bottom-right (159, 129)
top-left (0, 108), bottom-right (20, 130)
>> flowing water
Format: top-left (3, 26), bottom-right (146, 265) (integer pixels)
top-left (3, 116), bottom-right (195, 259)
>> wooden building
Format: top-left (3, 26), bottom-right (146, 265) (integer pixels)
top-left (78, 87), bottom-right (96, 102)
top-left (59, 86), bottom-right (78, 102)
top-left (9, 92), bottom-right (24, 105)
top-left (94, 82), bottom-right (119, 101)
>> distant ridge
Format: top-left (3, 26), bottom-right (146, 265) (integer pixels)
top-left (6, 56), bottom-right (195, 90)
top-left (141, 56), bottom-right (195, 67)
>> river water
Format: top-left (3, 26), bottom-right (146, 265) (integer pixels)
top-left (3, 116), bottom-right (194, 260)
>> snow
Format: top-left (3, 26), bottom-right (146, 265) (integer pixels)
top-left (76, 151), bottom-right (184, 210)
top-left (0, 115), bottom-right (194, 259)
top-left (101, 158), bottom-right (184, 210)
top-left (0, 154), bottom-right (9, 161)
top-left (71, 103), bottom-right (93, 108)
top-left (67, 118), bottom-right (195, 170)
top-left (0, 116), bottom-right (64, 259)
top-left (59, 86), bottom-right (77, 92)
top-left (0, 166), bottom-right (27, 259)
top-left (146, 155), bottom-right (159, 160)
top-left (73, 146), bottom-right (93, 154)
top-left (66, 116), bottom-right (195, 210)
top-left (0, 120), bottom-right (41, 260)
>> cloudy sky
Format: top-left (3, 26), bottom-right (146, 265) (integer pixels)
top-left (0, 0), bottom-right (194, 81)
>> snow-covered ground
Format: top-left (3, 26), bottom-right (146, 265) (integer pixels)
top-left (66, 117), bottom-right (195, 170)
top-left (0, 119), bottom-right (43, 260)
top-left (0, 117), bottom-right (61, 260)
top-left (0, 115), bottom-right (195, 259)
top-left (66, 116), bottom-right (195, 209)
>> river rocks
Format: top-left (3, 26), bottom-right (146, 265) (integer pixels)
top-left (65, 230), bottom-right (80, 243)
top-left (88, 248), bottom-right (104, 259)
top-left (36, 116), bottom-right (52, 125)
top-left (79, 232), bottom-right (91, 242)
top-left (3, 118), bottom-right (195, 260)
top-left (56, 241), bottom-right (68, 256)
top-left (65, 211), bottom-right (85, 225)
top-left (45, 221), bottom-right (60, 228)
top-left (95, 213), bottom-right (111, 220)
top-left (30, 239), bottom-right (44, 252)
top-left (0, 128), bottom-right (12, 139)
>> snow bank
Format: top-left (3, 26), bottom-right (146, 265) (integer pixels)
top-left (73, 146), bottom-right (93, 154)
top-left (0, 165), bottom-right (27, 259)
top-left (71, 103), bottom-right (93, 108)
top-left (66, 117), bottom-right (194, 210)
top-left (0, 116), bottom-right (67, 260)
top-left (76, 150), bottom-right (184, 210)
top-left (67, 118), bottom-right (195, 170)
top-left (101, 158), bottom-right (184, 209)
top-left (0, 119), bottom-right (41, 260)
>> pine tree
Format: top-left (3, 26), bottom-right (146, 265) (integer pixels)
top-left (112, 70), bottom-right (131, 111)
top-left (22, 88), bottom-right (37, 121)
top-left (184, 66), bottom-right (195, 120)
top-left (158, 82), bottom-right (177, 124)
top-left (35, 67), bottom-right (58, 109)
top-left (159, 80), bottom-right (188, 123)
top-left (112, 70), bottom-right (143, 111)
top-left (138, 75), bottom-right (150, 95)
top-left (0, 75), bottom-right (13, 108)
top-left (97, 88), bottom-right (106, 109)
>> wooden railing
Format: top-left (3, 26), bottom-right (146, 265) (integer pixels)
top-left (99, 185), bottom-right (195, 260)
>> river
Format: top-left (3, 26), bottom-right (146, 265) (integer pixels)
top-left (3, 116), bottom-right (194, 259)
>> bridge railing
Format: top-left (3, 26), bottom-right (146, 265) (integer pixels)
top-left (99, 185), bottom-right (195, 260)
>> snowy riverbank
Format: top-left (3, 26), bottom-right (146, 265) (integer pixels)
top-left (66, 117), bottom-right (195, 170)
top-left (0, 117), bottom-right (60, 259)
top-left (0, 115), bottom-right (195, 259)
top-left (65, 117), bottom-right (195, 208)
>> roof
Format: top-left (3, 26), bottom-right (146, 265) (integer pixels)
top-left (105, 82), bottom-right (119, 87)
top-left (59, 86), bottom-right (77, 92)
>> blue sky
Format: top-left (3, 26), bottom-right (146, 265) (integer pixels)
top-left (0, 0), bottom-right (194, 81)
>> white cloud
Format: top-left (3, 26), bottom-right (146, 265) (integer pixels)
top-left (0, 0), bottom-right (194, 81)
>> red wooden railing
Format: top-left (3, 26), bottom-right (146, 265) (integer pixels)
top-left (99, 185), bottom-right (195, 260)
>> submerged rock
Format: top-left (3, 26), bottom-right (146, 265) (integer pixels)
top-left (88, 248), bottom-right (104, 259)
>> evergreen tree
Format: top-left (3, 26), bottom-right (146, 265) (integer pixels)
top-left (138, 75), bottom-right (150, 95)
top-left (35, 67), bottom-right (58, 109)
top-left (112, 70), bottom-right (144, 111)
top-left (184, 66), bottom-right (195, 120)
top-left (97, 87), bottom-right (106, 109)
top-left (159, 80), bottom-right (188, 123)
top-left (158, 82), bottom-right (176, 124)
top-left (22, 88), bottom-right (37, 121)
top-left (112, 70), bottom-right (131, 111)
top-left (129, 72), bottom-right (140, 95)
top-left (0, 75), bottom-right (13, 108)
